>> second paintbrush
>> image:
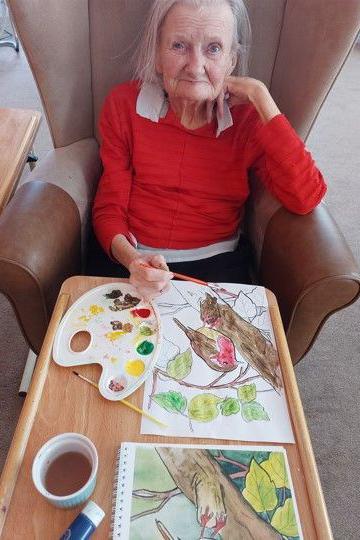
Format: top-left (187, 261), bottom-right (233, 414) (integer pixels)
top-left (72, 371), bottom-right (167, 428)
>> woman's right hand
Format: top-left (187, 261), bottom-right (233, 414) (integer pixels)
top-left (128, 253), bottom-right (173, 300)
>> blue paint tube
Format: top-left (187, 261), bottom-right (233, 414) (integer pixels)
top-left (59, 500), bottom-right (105, 539)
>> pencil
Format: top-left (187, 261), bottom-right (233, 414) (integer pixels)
top-left (72, 371), bottom-right (167, 428)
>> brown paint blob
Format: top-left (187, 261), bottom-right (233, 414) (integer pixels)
top-left (45, 452), bottom-right (92, 496)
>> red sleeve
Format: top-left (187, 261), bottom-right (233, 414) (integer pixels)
top-left (246, 111), bottom-right (327, 214)
top-left (92, 85), bottom-right (135, 257)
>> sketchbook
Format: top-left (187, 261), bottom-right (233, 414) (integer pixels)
top-left (111, 442), bottom-right (303, 540)
top-left (141, 282), bottom-right (294, 443)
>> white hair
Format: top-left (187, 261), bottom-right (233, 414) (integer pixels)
top-left (133, 0), bottom-right (252, 85)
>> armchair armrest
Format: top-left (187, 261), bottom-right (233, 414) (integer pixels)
top-left (257, 203), bottom-right (360, 363)
top-left (21, 137), bottom-right (102, 252)
top-left (0, 181), bottom-right (81, 353)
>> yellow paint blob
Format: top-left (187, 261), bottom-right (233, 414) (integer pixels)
top-left (89, 304), bottom-right (104, 316)
top-left (110, 356), bottom-right (119, 365)
top-left (105, 330), bottom-right (125, 342)
top-left (125, 359), bottom-right (145, 377)
top-left (79, 315), bottom-right (91, 323)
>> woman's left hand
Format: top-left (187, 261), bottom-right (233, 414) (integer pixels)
top-left (224, 76), bottom-right (267, 105)
top-left (217, 76), bottom-right (281, 124)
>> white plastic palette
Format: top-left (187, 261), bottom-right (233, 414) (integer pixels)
top-left (53, 283), bottom-right (161, 401)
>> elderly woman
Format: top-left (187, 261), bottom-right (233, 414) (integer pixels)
top-left (92, 0), bottom-right (326, 298)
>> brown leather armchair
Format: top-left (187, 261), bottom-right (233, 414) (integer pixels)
top-left (1, 0), bottom-right (359, 362)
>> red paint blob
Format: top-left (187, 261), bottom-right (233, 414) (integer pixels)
top-left (131, 308), bottom-right (151, 318)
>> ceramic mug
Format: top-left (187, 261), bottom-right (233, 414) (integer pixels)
top-left (32, 432), bottom-right (98, 508)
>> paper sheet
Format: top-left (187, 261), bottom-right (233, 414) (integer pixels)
top-left (113, 442), bottom-right (303, 539)
top-left (141, 282), bottom-right (294, 443)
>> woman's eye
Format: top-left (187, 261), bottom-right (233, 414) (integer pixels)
top-left (171, 41), bottom-right (185, 51)
top-left (208, 43), bottom-right (221, 54)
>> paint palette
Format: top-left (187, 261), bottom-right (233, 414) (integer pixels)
top-left (52, 283), bottom-right (161, 400)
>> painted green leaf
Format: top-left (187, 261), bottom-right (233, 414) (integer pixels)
top-left (188, 394), bottom-right (222, 422)
top-left (241, 401), bottom-right (270, 422)
top-left (261, 452), bottom-right (289, 489)
top-left (237, 383), bottom-right (256, 403)
top-left (220, 397), bottom-right (240, 416)
top-left (243, 459), bottom-right (278, 513)
top-left (271, 498), bottom-right (299, 537)
top-left (152, 391), bottom-right (187, 414)
top-left (166, 349), bottom-right (192, 380)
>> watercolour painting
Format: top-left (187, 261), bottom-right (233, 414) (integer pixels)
top-left (115, 443), bottom-right (303, 540)
top-left (141, 282), bottom-right (294, 442)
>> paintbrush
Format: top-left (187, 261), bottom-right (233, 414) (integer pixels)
top-left (72, 371), bottom-right (167, 428)
top-left (140, 262), bottom-right (208, 286)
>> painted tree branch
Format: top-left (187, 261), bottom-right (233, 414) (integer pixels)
top-left (214, 451), bottom-right (249, 472)
top-left (155, 366), bottom-right (262, 391)
top-left (209, 372), bottom-right (227, 385)
top-left (214, 451), bottom-right (249, 479)
top-left (229, 470), bottom-right (249, 480)
top-left (156, 448), bottom-right (281, 539)
top-left (148, 368), bottom-right (158, 410)
top-left (132, 487), bottom-right (181, 500)
top-left (200, 294), bottom-right (283, 389)
top-left (131, 487), bottom-right (181, 521)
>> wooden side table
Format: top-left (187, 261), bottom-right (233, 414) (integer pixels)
top-left (0, 107), bottom-right (41, 213)
top-left (0, 276), bottom-right (333, 539)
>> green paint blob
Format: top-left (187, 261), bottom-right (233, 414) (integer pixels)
top-left (136, 340), bottom-right (154, 355)
top-left (139, 326), bottom-right (153, 336)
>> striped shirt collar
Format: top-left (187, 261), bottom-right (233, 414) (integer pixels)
top-left (136, 82), bottom-right (233, 137)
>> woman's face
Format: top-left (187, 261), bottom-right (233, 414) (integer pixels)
top-left (156, 2), bottom-right (236, 103)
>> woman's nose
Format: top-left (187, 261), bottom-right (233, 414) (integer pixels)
top-left (186, 49), bottom-right (205, 77)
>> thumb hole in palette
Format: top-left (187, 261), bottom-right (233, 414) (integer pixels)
top-left (69, 330), bottom-right (92, 353)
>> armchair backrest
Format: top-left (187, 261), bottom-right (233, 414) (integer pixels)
top-left (8, 0), bottom-right (360, 148)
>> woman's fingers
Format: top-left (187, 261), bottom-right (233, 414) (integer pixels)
top-left (130, 256), bottom-right (171, 280)
top-left (216, 89), bottom-right (225, 118)
top-left (128, 254), bottom-right (173, 299)
top-left (225, 75), bottom-right (268, 106)
top-left (139, 265), bottom-right (172, 283)
top-left (130, 277), bottom-right (170, 299)
top-left (224, 77), bottom-right (248, 105)
top-left (161, 281), bottom-right (172, 293)
top-left (206, 100), bottom-right (214, 123)
top-left (129, 279), bottom-right (169, 301)
top-left (148, 254), bottom-right (169, 271)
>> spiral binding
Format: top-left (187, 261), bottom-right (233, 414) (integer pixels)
top-left (109, 445), bottom-right (129, 539)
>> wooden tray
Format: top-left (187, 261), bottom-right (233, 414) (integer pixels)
top-left (0, 276), bottom-right (333, 539)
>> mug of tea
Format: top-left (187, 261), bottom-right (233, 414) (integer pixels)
top-left (32, 432), bottom-right (98, 508)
